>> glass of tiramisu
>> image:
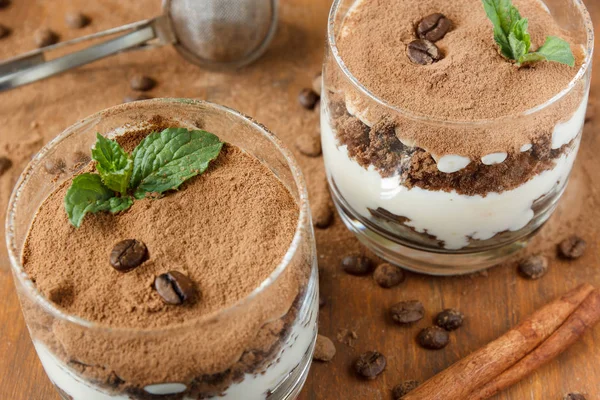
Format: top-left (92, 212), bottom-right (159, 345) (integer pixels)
top-left (6, 99), bottom-right (318, 399)
top-left (322, 0), bottom-right (593, 274)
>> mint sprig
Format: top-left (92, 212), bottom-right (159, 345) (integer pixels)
top-left (482, 0), bottom-right (575, 67)
top-left (64, 128), bottom-right (223, 228)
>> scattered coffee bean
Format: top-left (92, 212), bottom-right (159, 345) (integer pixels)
top-left (564, 394), bottom-right (587, 400)
top-left (392, 381), bottom-right (420, 399)
top-left (155, 271), bottom-right (197, 305)
top-left (407, 39), bottom-right (442, 65)
top-left (373, 263), bottom-right (405, 288)
top-left (0, 24), bottom-right (10, 39)
top-left (341, 254), bottom-right (373, 275)
top-left (313, 200), bottom-right (334, 229)
top-left (354, 351), bottom-right (386, 379)
top-left (417, 326), bottom-right (450, 349)
top-left (518, 255), bottom-right (548, 279)
top-left (110, 239), bottom-right (148, 272)
top-left (417, 13), bottom-right (452, 42)
top-left (313, 334), bottom-right (336, 362)
top-left (558, 235), bottom-right (587, 259)
top-left (34, 28), bottom-right (59, 48)
top-left (312, 73), bottom-right (322, 95)
top-left (130, 74), bottom-right (156, 91)
top-left (435, 309), bottom-right (464, 331)
top-left (65, 12), bottom-right (90, 29)
top-left (0, 156), bottom-right (12, 177)
top-left (124, 93), bottom-right (152, 103)
top-left (295, 133), bottom-right (322, 157)
top-left (390, 300), bottom-right (425, 325)
top-left (298, 88), bottom-right (320, 110)
top-left (44, 158), bottom-right (66, 175)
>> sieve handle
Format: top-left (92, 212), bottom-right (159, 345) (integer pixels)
top-left (0, 16), bottom-right (175, 92)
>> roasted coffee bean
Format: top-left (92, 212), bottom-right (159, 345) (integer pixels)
top-left (155, 271), bottom-right (197, 305)
top-left (417, 326), bottom-right (450, 349)
top-left (407, 39), bottom-right (442, 65)
top-left (295, 133), bottom-right (322, 157)
top-left (312, 73), bottom-right (322, 95)
top-left (564, 394), bottom-right (587, 400)
top-left (435, 309), bottom-right (464, 331)
top-left (65, 12), bottom-right (90, 29)
top-left (354, 351), bottom-right (386, 379)
top-left (558, 235), bottom-right (587, 259)
top-left (313, 334), bottom-right (336, 362)
top-left (313, 200), bottom-right (334, 229)
top-left (518, 255), bottom-right (548, 279)
top-left (373, 263), bottom-right (405, 288)
top-left (124, 93), bottom-right (152, 103)
top-left (341, 254), bottom-right (373, 275)
top-left (34, 28), bottom-right (59, 47)
top-left (44, 158), bottom-right (66, 175)
top-left (298, 88), bottom-right (320, 110)
top-left (0, 24), bottom-right (10, 39)
top-left (110, 239), bottom-right (148, 272)
top-left (392, 380), bottom-right (420, 399)
top-left (417, 13), bottom-right (452, 42)
top-left (130, 74), bottom-right (156, 91)
top-left (390, 300), bottom-right (425, 325)
top-left (0, 156), bottom-right (12, 176)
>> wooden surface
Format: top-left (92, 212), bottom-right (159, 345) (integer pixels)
top-left (0, 1), bottom-right (599, 399)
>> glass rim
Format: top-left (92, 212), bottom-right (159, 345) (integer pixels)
top-left (5, 98), bottom-right (312, 335)
top-left (327, 0), bottom-right (595, 126)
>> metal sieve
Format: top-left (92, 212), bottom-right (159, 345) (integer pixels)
top-left (0, 0), bottom-right (278, 92)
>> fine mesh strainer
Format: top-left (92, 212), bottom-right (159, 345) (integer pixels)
top-left (0, 0), bottom-right (278, 92)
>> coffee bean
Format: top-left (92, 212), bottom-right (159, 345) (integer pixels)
top-left (34, 28), bottom-right (59, 48)
top-left (0, 156), bottom-right (12, 177)
top-left (313, 200), bottom-right (334, 229)
top-left (298, 88), bottom-right (320, 110)
top-left (130, 75), bottom-right (156, 91)
top-left (65, 12), bottom-right (90, 29)
top-left (44, 158), bottom-right (66, 175)
top-left (110, 239), bottom-right (148, 272)
top-left (124, 93), bottom-right (152, 103)
top-left (417, 326), bottom-right (450, 349)
top-left (417, 13), bottom-right (452, 42)
top-left (155, 271), bottom-right (197, 305)
top-left (390, 300), bottom-right (424, 325)
top-left (435, 309), bottom-right (464, 331)
top-left (558, 235), bottom-right (587, 259)
top-left (0, 24), bottom-right (10, 39)
top-left (392, 381), bottom-right (420, 399)
top-left (518, 255), bottom-right (548, 279)
top-left (341, 254), bottom-right (373, 275)
top-left (373, 263), bottom-right (405, 288)
top-left (407, 39), bottom-right (442, 65)
top-left (564, 394), bottom-right (587, 400)
top-left (354, 351), bottom-right (386, 379)
top-left (313, 334), bottom-right (336, 362)
top-left (295, 133), bottom-right (321, 157)
top-left (312, 73), bottom-right (322, 95)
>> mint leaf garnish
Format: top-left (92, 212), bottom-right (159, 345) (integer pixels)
top-left (131, 128), bottom-right (223, 199)
top-left (482, 0), bottom-right (574, 67)
top-left (91, 133), bottom-right (133, 195)
top-left (64, 173), bottom-right (133, 228)
top-left (64, 128), bottom-right (223, 228)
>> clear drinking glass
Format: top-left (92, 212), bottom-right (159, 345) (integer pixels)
top-left (321, 0), bottom-right (594, 275)
top-left (6, 99), bottom-right (318, 400)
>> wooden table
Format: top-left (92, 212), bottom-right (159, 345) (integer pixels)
top-left (0, 1), bottom-right (599, 399)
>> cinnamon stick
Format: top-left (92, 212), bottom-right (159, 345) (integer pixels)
top-left (470, 289), bottom-right (600, 399)
top-left (401, 283), bottom-right (595, 400)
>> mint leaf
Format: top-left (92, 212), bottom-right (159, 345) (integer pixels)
top-left (482, 0), bottom-right (574, 67)
top-left (130, 128), bottom-right (223, 199)
top-left (535, 36), bottom-right (576, 67)
top-left (91, 133), bottom-right (133, 195)
top-left (64, 173), bottom-right (132, 227)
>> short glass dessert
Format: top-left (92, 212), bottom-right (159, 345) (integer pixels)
top-left (6, 99), bottom-right (318, 399)
top-left (322, 0), bottom-right (594, 274)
